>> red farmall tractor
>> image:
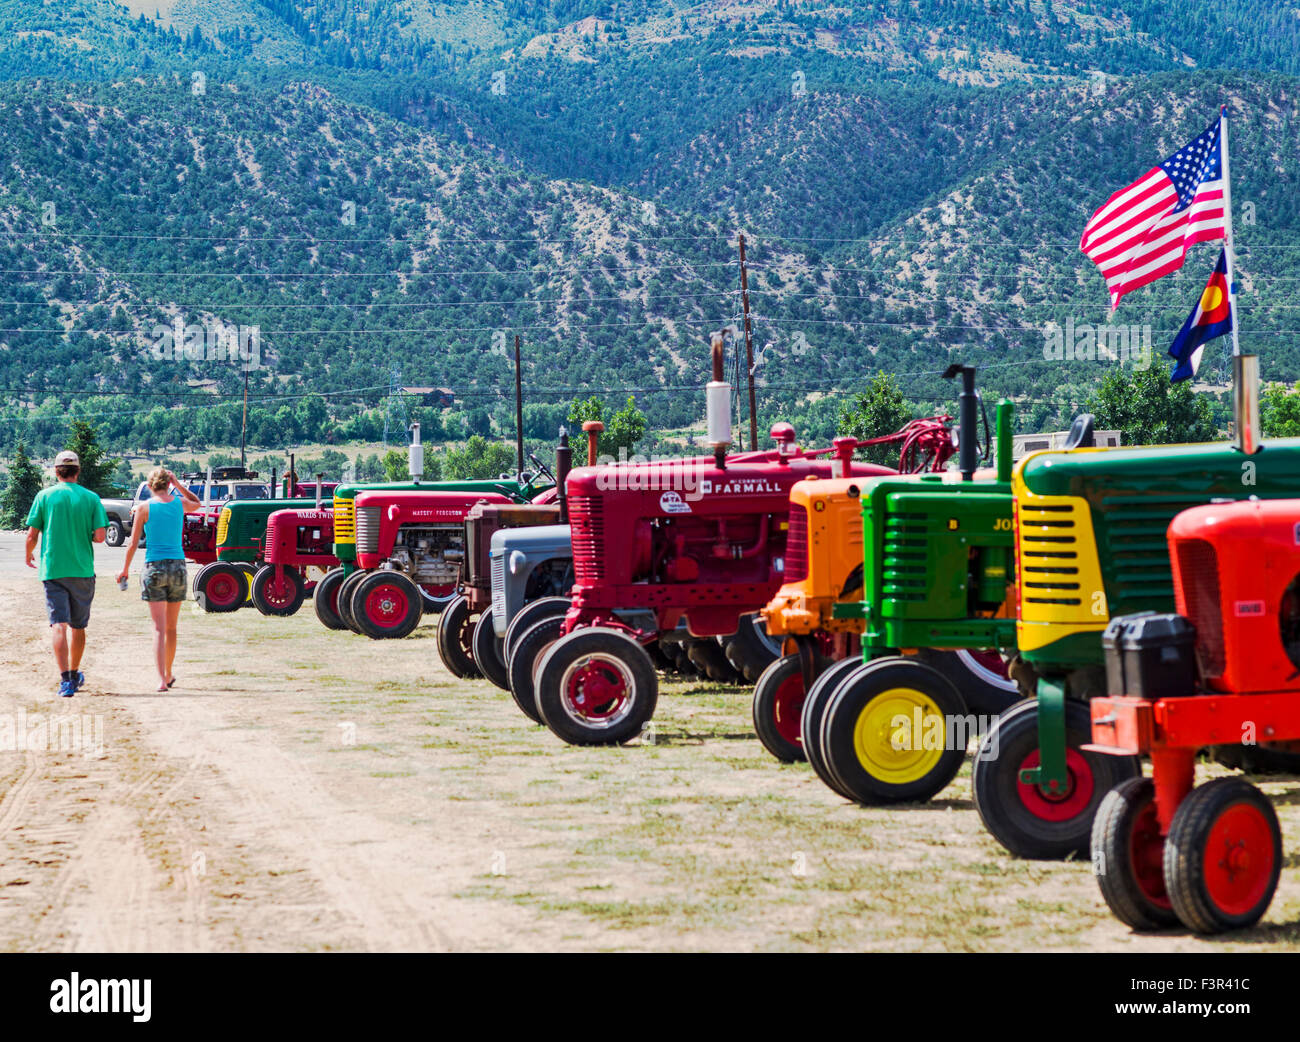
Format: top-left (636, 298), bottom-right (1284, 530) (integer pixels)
top-left (527, 334), bottom-right (898, 745)
top-left (1087, 499), bottom-right (1300, 933)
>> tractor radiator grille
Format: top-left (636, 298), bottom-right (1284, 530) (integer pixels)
top-left (1019, 502), bottom-right (1082, 607)
top-left (491, 552), bottom-right (506, 618)
top-left (881, 513), bottom-right (930, 601)
top-left (333, 496), bottom-right (355, 542)
top-left (570, 496), bottom-right (605, 583)
top-left (1174, 537), bottom-right (1225, 680)
top-left (1098, 494), bottom-right (1215, 615)
top-left (216, 508), bottom-right (231, 548)
top-left (354, 507), bottom-right (380, 556)
top-left (784, 504), bottom-right (809, 582)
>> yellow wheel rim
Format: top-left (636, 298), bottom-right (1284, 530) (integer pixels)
top-left (852, 687), bottom-right (946, 785)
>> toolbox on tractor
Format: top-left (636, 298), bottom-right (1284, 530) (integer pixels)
top-left (1087, 498), bottom-right (1300, 934)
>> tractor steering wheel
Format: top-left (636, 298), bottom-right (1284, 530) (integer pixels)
top-left (529, 453), bottom-right (556, 484)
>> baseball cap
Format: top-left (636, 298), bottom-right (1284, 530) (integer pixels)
top-left (54, 450), bottom-right (79, 467)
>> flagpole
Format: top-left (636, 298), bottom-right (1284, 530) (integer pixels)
top-left (1220, 104), bottom-right (1259, 453)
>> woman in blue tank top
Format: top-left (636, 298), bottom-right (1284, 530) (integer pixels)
top-left (116, 468), bottom-right (201, 691)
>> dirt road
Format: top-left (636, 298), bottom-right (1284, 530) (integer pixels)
top-left (1, 532), bottom-right (1298, 951)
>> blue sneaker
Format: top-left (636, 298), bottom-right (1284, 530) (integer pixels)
top-left (72, 671), bottom-right (85, 692)
top-left (58, 679), bottom-right (76, 698)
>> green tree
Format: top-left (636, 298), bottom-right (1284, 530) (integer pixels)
top-left (64, 420), bottom-right (120, 495)
top-left (567, 396), bottom-right (647, 460)
top-left (443, 436), bottom-right (517, 480)
top-left (1262, 380), bottom-right (1300, 437)
top-left (1086, 368), bottom-right (1217, 446)
top-left (381, 448), bottom-right (407, 481)
top-left (0, 441), bottom-right (44, 529)
top-left (836, 373), bottom-right (915, 467)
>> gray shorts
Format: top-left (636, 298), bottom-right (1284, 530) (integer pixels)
top-left (142, 559), bottom-right (188, 603)
top-left (44, 577), bottom-right (95, 629)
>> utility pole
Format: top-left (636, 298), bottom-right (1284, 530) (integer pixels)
top-left (514, 334), bottom-right (525, 476)
top-left (739, 233), bottom-right (757, 450)
top-left (240, 368), bottom-right (248, 471)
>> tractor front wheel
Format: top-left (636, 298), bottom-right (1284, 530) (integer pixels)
top-left (435, 595), bottom-right (480, 679)
top-left (472, 608), bottom-right (509, 690)
top-left (971, 698), bottom-right (1139, 860)
top-left (507, 616), bottom-right (564, 724)
top-left (503, 596), bottom-right (571, 667)
top-left (312, 568), bottom-right (349, 630)
top-left (352, 571), bottom-right (423, 639)
top-left (336, 569), bottom-right (371, 633)
top-left (251, 566), bottom-right (306, 617)
top-left (192, 562), bottom-right (247, 614)
top-left (1165, 778), bottom-right (1282, 934)
top-left (752, 652), bottom-right (830, 764)
top-left (534, 629), bottom-right (658, 745)
top-left (818, 657), bottom-right (968, 805)
top-left (1092, 777), bottom-right (1179, 931)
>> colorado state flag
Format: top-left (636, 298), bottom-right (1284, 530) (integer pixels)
top-left (1168, 248), bottom-right (1233, 382)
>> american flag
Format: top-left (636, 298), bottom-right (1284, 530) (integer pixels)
top-left (1080, 116), bottom-right (1228, 308)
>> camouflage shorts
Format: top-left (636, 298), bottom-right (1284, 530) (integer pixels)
top-left (141, 559), bottom-right (187, 603)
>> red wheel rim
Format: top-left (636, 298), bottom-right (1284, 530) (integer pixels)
top-left (206, 573), bottom-right (241, 607)
top-left (1128, 795), bottom-right (1171, 910)
top-left (562, 656), bottom-right (632, 725)
top-left (1202, 802), bottom-right (1276, 917)
top-left (363, 583), bottom-right (411, 628)
top-left (1015, 748), bottom-right (1094, 822)
top-left (421, 583), bottom-right (455, 600)
top-left (771, 671), bottom-right (806, 747)
top-left (264, 576), bottom-right (295, 608)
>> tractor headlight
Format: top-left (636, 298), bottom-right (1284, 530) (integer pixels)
top-left (509, 550), bottom-right (527, 576)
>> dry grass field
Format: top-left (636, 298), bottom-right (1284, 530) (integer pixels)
top-left (1, 533), bottom-right (1298, 952)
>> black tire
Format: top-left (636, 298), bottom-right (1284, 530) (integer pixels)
top-left (351, 570), bottom-right (423, 639)
top-left (1092, 777), bottom-right (1180, 931)
top-left (507, 616), bottom-right (564, 724)
top-left (192, 562), bottom-right (247, 614)
top-left (721, 613), bottom-right (782, 683)
top-left (503, 596), bottom-right (571, 666)
top-left (819, 657), bottom-right (968, 805)
top-left (752, 652), bottom-right (830, 764)
top-left (418, 585), bottom-right (458, 615)
top-left (313, 567), bottom-right (349, 630)
top-left (661, 640), bottom-right (701, 679)
top-left (534, 628), bottom-right (658, 745)
top-left (435, 594), bottom-right (481, 679)
top-left (251, 565), bottom-right (306, 617)
top-left (1165, 778), bottom-right (1282, 934)
top-left (971, 698), bottom-right (1140, 860)
top-left (916, 647), bottom-right (1020, 717)
top-left (801, 657), bottom-right (872, 800)
top-left (336, 568), bottom-right (370, 633)
top-left (105, 519), bottom-right (125, 547)
top-left (1208, 744), bottom-right (1300, 776)
top-left (686, 637), bottom-right (740, 684)
top-left (472, 607), bottom-right (509, 690)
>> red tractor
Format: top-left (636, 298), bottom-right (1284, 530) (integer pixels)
top-left (526, 334), bottom-right (898, 745)
top-left (1087, 498), bottom-right (1300, 933)
top-left (251, 506), bottom-right (338, 616)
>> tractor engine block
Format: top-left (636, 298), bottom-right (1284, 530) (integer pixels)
top-left (388, 524), bottom-right (465, 587)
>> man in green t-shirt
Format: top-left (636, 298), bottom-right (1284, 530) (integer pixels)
top-left (25, 450), bottom-right (109, 697)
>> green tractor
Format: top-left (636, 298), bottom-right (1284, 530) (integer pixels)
top-left (193, 496), bottom-right (326, 612)
top-left (975, 375), bottom-right (1300, 860)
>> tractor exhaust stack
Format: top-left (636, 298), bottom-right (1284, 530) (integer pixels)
top-left (556, 427), bottom-right (572, 525)
top-left (707, 331), bottom-right (731, 470)
top-left (582, 420), bottom-right (603, 466)
top-left (943, 363), bottom-right (978, 482)
top-left (315, 472), bottom-right (323, 510)
top-left (408, 421), bottom-right (424, 482)
top-left (1233, 353), bottom-right (1260, 455)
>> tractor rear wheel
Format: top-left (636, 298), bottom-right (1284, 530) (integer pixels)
top-left (1092, 777), bottom-right (1179, 931)
top-left (721, 613), bottom-right (781, 683)
top-left (818, 657), bottom-right (967, 805)
top-left (503, 596), bottom-right (571, 667)
top-left (435, 595), bottom-right (481, 679)
top-left (472, 608), bottom-right (509, 690)
top-left (535, 628), bottom-right (658, 745)
top-left (752, 652), bottom-right (830, 764)
top-left (252, 566), bottom-right (306, 617)
top-left (971, 698), bottom-right (1140, 860)
top-left (192, 562), bottom-right (247, 614)
top-left (1165, 778), bottom-right (1282, 934)
top-left (507, 616), bottom-right (564, 724)
top-left (352, 571), bottom-right (423, 639)
top-left (336, 569), bottom-right (370, 633)
top-left (915, 647), bottom-right (1020, 717)
top-left (313, 568), bottom-right (349, 630)
top-left (418, 584), bottom-right (458, 615)
top-left (686, 638), bottom-right (740, 684)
